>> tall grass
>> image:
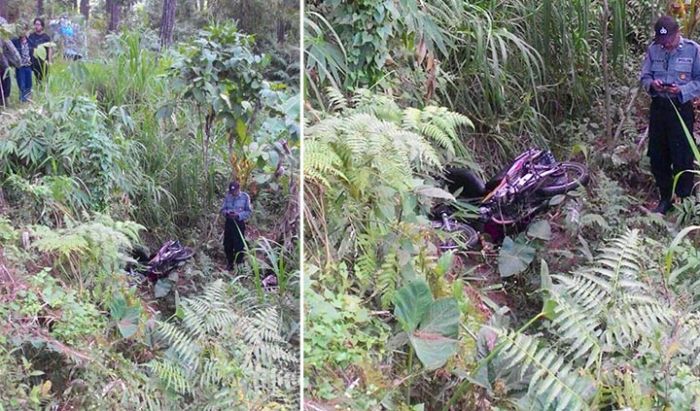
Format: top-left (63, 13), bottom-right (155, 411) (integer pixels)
top-left (5, 30), bottom-right (232, 238)
top-left (306, 0), bottom-right (638, 171)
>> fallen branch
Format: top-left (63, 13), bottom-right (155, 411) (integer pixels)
top-left (613, 86), bottom-right (640, 142)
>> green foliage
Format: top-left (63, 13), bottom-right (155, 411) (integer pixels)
top-left (167, 21), bottom-right (300, 195)
top-left (0, 22), bottom-right (15, 40)
top-left (318, 0), bottom-right (398, 87)
top-left (484, 328), bottom-right (597, 410)
top-left (171, 22), bottom-right (265, 131)
top-left (305, 1), bottom-right (700, 410)
top-left (305, 90), bottom-right (478, 407)
top-left (304, 267), bottom-right (391, 400)
top-left (304, 11), bottom-right (347, 99)
top-left (497, 237), bottom-right (537, 278)
top-left (0, 13), bottom-right (299, 411)
top-left (306, 0), bottom-right (643, 170)
top-left (150, 279), bottom-right (299, 409)
top-left (393, 279), bottom-right (460, 370)
top-left (31, 214), bottom-right (143, 288)
top-left (247, 237), bottom-right (300, 300)
top-left (564, 172), bottom-right (637, 240)
top-left (475, 229), bottom-right (700, 410)
top-left (109, 294), bottom-right (142, 339)
top-left (305, 90), bottom-right (472, 308)
top-left (0, 96), bottom-right (130, 212)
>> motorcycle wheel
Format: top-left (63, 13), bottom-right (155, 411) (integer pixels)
top-left (538, 162), bottom-right (590, 196)
top-left (431, 220), bottom-right (480, 250)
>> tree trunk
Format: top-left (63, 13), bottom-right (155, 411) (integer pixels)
top-left (37, 0), bottom-right (44, 16)
top-left (602, 0), bottom-right (613, 143)
top-left (106, 0), bottom-right (121, 33)
top-left (276, 20), bottom-right (286, 43)
top-left (159, 0), bottom-right (176, 49)
top-left (80, 0), bottom-right (90, 20)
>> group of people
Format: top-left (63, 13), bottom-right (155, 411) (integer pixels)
top-left (0, 17), bottom-right (51, 104)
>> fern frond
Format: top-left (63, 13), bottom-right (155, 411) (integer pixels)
top-left (546, 294), bottom-right (602, 369)
top-left (493, 328), bottom-right (595, 411)
top-left (149, 359), bottom-right (192, 394)
top-left (325, 86), bottom-right (348, 112)
top-left (377, 251), bottom-right (398, 309)
top-left (156, 321), bottom-right (199, 368)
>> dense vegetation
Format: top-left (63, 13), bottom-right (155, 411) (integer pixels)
top-left (0, 1), bottom-right (300, 410)
top-left (304, 1), bottom-right (700, 410)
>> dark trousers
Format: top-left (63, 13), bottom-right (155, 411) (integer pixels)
top-left (224, 218), bottom-right (246, 266)
top-left (648, 98), bottom-right (696, 201)
top-left (32, 60), bottom-right (47, 82)
top-left (0, 71), bottom-right (10, 103)
top-left (15, 66), bottom-right (32, 102)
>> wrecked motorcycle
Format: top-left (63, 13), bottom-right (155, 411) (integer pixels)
top-left (432, 149), bottom-right (589, 249)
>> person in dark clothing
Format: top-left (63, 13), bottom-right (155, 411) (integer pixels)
top-left (640, 16), bottom-right (700, 214)
top-left (28, 18), bottom-right (51, 82)
top-left (0, 17), bottom-right (21, 106)
top-left (220, 181), bottom-right (252, 269)
top-left (12, 26), bottom-right (34, 102)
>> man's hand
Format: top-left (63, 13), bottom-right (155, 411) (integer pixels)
top-left (667, 84), bottom-right (681, 94)
top-left (651, 79), bottom-right (665, 91)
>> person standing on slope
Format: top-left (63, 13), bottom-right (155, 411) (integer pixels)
top-left (28, 18), bottom-right (51, 82)
top-left (0, 17), bottom-right (21, 106)
top-left (640, 16), bottom-right (700, 214)
top-left (220, 181), bottom-right (252, 270)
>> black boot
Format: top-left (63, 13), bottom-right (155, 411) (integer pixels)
top-left (652, 199), bottom-right (673, 214)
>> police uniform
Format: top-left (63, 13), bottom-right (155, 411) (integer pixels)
top-left (220, 188), bottom-right (252, 268)
top-left (640, 34), bottom-right (700, 207)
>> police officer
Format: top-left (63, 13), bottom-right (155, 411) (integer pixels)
top-left (219, 181), bottom-right (252, 270)
top-left (640, 16), bottom-right (700, 214)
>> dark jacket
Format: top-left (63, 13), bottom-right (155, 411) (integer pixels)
top-left (27, 32), bottom-right (51, 65)
top-left (11, 38), bottom-right (32, 67)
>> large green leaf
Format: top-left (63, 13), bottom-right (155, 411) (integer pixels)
top-left (410, 333), bottom-right (458, 371)
top-left (155, 278), bottom-right (174, 298)
top-left (110, 296), bottom-right (141, 339)
top-left (394, 280), bottom-right (433, 332)
top-left (419, 298), bottom-right (459, 338)
top-left (410, 298), bottom-right (460, 370)
top-left (527, 220), bottom-right (552, 241)
top-left (498, 236), bottom-right (536, 278)
top-left (0, 24), bottom-right (16, 40)
top-left (415, 185), bottom-right (455, 201)
top-left (394, 281), bottom-right (461, 370)
top-left (34, 42), bottom-right (56, 61)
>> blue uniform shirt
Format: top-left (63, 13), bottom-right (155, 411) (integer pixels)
top-left (640, 37), bottom-right (700, 103)
top-left (220, 192), bottom-right (252, 221)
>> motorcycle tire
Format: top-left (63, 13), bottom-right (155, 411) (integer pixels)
top-left (431, 219), bottom-right (480, 250)
top-left (538, 162), bottom-right (590, 196)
